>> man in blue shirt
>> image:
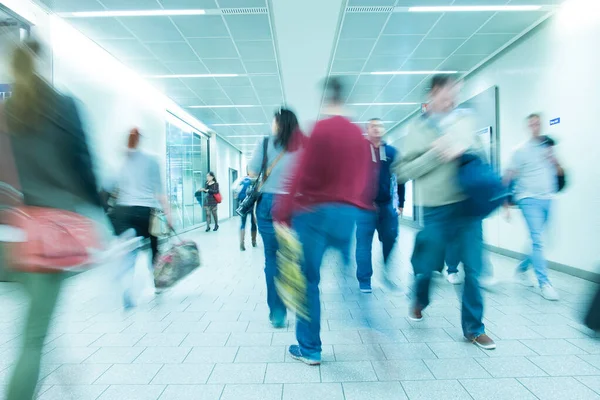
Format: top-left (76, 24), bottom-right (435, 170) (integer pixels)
top-left (356, 118), bottom-right (404, 293)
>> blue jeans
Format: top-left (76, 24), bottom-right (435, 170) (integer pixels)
top-left (445, 239), bottom-right (493, 278)
top-left (293, 203), bottom-right (361, 359)
top-left (256, 193), bottom-right (286, 323)
top-left (240, 208), bottom-right (257, 232)
top-left (411, 201), bottom-right (485, 339)
top-left (356, 203), bottom-right (398, 285)
top-left (517, 198), bottom-right (552, 286)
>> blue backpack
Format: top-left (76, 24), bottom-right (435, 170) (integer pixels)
top-left (458, 153), bottom-right (508, 218)
top-left (237, 177), bottom-right (252, 202)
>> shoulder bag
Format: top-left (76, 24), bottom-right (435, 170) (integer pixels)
top-left (236, 138), bottom-right (284, 217)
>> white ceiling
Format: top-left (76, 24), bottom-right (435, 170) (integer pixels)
top-left (34, 0), bottom-right (564, 154)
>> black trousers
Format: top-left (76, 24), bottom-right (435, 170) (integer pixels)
top-left (111, 205), bottom-right (159, 265)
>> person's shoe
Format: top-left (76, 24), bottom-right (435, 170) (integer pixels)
top-left (408, 306), bottom-right (423, 322)
top-left (123, 290), bottom-right (135, 310)
top-left (479, 276), bottom-right (497, 291)
top-left (251, 231), bottom-right (258, 247)
top-left (270, 314), bottom-right (287, 329)
top-left (359, 283), bottom-right (372, 294)
top-left (288, 345), bottom-right (321, 366)
top-left (515, 270), bottom-right (534, 287)
top-left (470, 333), bottom-right (496, 350)
top-left (213, 225), bottom-right (219, 231)
top-left (541, 284), bottom-right (560, 301)
top-left (240, 243), bottom-right (246, 251)
top-left (447, 273), bottom-right (463, 285)
top-left (205, 226), bottom-right (211, 232)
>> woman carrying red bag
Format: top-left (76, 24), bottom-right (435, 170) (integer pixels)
top-left (197, 171), bottom-right (220, 232)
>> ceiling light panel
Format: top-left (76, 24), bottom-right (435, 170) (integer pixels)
top-left (59, 9), bottom-right (208, 18)
top-left (407, 6), bottom-right (543, 12)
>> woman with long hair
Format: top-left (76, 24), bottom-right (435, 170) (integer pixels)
top-left (275, 78), bottom-right (374, 365)
top-left (248, 108), bottom-right (305, 328)
top-left (1, 40), bottom-right (106, 400)
top-left (198, 171), bottom-right (219, 232)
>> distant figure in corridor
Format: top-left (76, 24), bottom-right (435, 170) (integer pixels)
top-left (275, 78), bottom-right (374, 365)
top-left (355, 118), bottom-right (403, 293)
top-left (248, 108), bottom-right (305, 329)
top-left (198, 172), bottom-right (220, 232)
top-left (234, 170), bottom-right (258, 251)
top-left (504, 113), bottom-right (565, 301)
top-left (393, 74), bottom-right (496, 350)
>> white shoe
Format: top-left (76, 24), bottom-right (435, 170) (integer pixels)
top-left (479, 276), bottom-right (497, 290)
top-left (515, 270), bottom-right (534, 287)
top-left (447, 273), bottom-right (463, 285)
top-left (541, 284), bottom-right (560, 301)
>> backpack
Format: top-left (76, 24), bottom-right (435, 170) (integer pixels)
top-left (237, 177), bottom-right (252, 202)
top-left (458, 153), bottom-right (509, 218)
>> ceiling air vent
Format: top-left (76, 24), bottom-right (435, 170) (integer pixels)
top-left (346, 6), bottom-right (394, 13)
top-left (219, 7), bottom-right (268, 15)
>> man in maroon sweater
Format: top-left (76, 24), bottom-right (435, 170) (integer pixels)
top-left (274, 78), bottom-right (374, 365)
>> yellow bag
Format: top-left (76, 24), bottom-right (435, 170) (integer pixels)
top-left (274, 223), bottom-right (309, 321)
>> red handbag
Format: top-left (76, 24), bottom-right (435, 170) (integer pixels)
top-left (214, 192), bottom-right (222, 204)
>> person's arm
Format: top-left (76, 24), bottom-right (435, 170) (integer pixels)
top-left (391, 124), bottom-right (444, 183)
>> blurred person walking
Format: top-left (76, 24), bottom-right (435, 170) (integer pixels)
top-left (355, 118), bottom-right (403, 293)
top-left (110, 128), bottom-right (172, 307)
top-left (248, 108), bottom-right (304, 328)
top-left (504, 114), bottom-right (565, 301)
top-left (393, 74), bottom-right (495, 350)
top-left (275, 78), bottom-right (374, 365)
top-left (198, 172), bottom-right (220, 232)
top-left (0, 40), bottom-right (107, 400)
top-left (234, 171), bottom-right (258, 251)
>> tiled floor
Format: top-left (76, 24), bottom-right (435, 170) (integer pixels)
top-left (1, 220), bottom-right (600, 399)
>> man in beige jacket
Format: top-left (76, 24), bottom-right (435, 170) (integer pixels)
top-left (392, 75), bottom-right (495, 350)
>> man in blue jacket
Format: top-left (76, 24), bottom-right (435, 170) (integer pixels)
top-left (356, 118), bottom-right (404, 293)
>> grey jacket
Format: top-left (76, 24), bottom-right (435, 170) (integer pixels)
top-left (5, 89), bottom-right (103, 214)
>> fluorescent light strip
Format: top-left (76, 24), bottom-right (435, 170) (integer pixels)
top-left (348, 102), bottom-right (419, 106)
top-left (370, 71), bottom-right (458, 75)
top-left (408, 5), bottom-right (542, 12)
top-left (212, 123), bottom-right (267, 126)
top-left (59, 9), bottom-right (207, 18)
top-left (147, 74), bottom-right (239, 79)
top-left (188, 105), bottom-right (261, 109)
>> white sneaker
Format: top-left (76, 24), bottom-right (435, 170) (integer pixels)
top-left (515, 270), bottom-right (534, 287)
top-left (447, 273), bottom-right (463, 285)
top-left (541, 284), bottom-right (560, 301)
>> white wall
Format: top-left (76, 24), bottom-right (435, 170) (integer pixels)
top-left (461, 6), bottom-right (600, 274)
top-left (211, 136), bottom-right (242, 221)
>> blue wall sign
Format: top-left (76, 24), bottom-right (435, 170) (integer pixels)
top-left (550, 117), bottom-right (560, 126)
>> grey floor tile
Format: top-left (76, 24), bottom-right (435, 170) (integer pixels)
top-left (528, 325), bottom-right (591, 339)
top-left (41, 364), bottom-right (110, 385)
top-left (220, 384), bottom-right (283, 400)
top-left (163, 321), bottom-right (210, 334)
top-left (235, 346), bottom-right (286, 363)
top-left (487, 326), bottom-right (544, 340)
top-left (460, 378), bottom-right (537, 400)
top-left (521, 338), bottom-right (589, 355)
top-left (320, 331), bottom-right (363, 345)
top-left (358, 329), bottom-right (408, 344)
top-left (569, 339), bottom-right (600, 354)
top-left (49, 333), bottom-right (104, 347)
top-left (401, 328), bottom-right (454, 343)
top-left (320, 361), bottom-right (378, 382)
top-left (476, 356), bottom-right (548, 377)
top-left (427, 342), bottom-right (488, 358)
top-left (372, 360), bottom-right (434, 381)
top-left (379, 343), bottom-right (437, 360)
top-left (134, 347), bottom-right (192, 364)
top-left (283, 383), bottom-right (344, 400)
top-left (264, 363), bottom-right (321, 383)
top-left (180, 333), bottom-right (231, 347)
top-left (92, 333), bottom-right (145, 347)
top-left (327, 319), bottom-right (370, 331)
top-left (184, 346), bottom-right (238, 363)
top-left (157, 384), bottom-right (223, 400)
top-left (95, 364), bottom-right (163, 385)
top-left (519, 376), bottom-right (600, 400)
top-left (135, 333), bottom-right (188, 347)
top-left (528, 355), bottom-right (600, 376)
top-left (343, 381), bottom-right (407, 400)
top-left (226, 333), bottom-right (273, 347)
top-left (84, 347), bottom-right (145, 364)
top-left (483, 340), bottom-right (538, 357)
top-left (37, 385), bottom-right (109, 400)
top-left (576, 376), bottom-right (600, 394)
top-left (151, 364), bottom-right (215, 384)
top-left (271, 332), bottom-right (297, 346)
top-left (332, 344), bottom-right (386, 361)
top-left (43, 347), bottom-right (99, 364)
top-left (201, 311), bottom-right (242, 322)
top-left (205, 321), bottom-right (249, 333)
top-left (578, 355), bottom-right (600, 370)
top-left (208, 363), bottom-right (267, 384)
top-left (402, 380), bottom-right (472, 400)
top-left (407, 317), bottom-right (454, 329)
top-left (424, 358), bottom-right (492, 379)
top-left (97, 385), bottom-right (166, 400)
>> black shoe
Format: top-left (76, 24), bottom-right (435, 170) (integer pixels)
top-left (213, 225), bottom-right (219, 231)
top-left (205, 226), bottom-right (211, 232)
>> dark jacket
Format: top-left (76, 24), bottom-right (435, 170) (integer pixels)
top-left (371, 142), bottom-right (399, 205)
top-left (5, 90), bottom-right (102, 213)
top-left (202, 182), bottom-right (220, 207)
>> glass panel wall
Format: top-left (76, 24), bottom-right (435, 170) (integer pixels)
top-left (165, 115), bottom-right (209, 231)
